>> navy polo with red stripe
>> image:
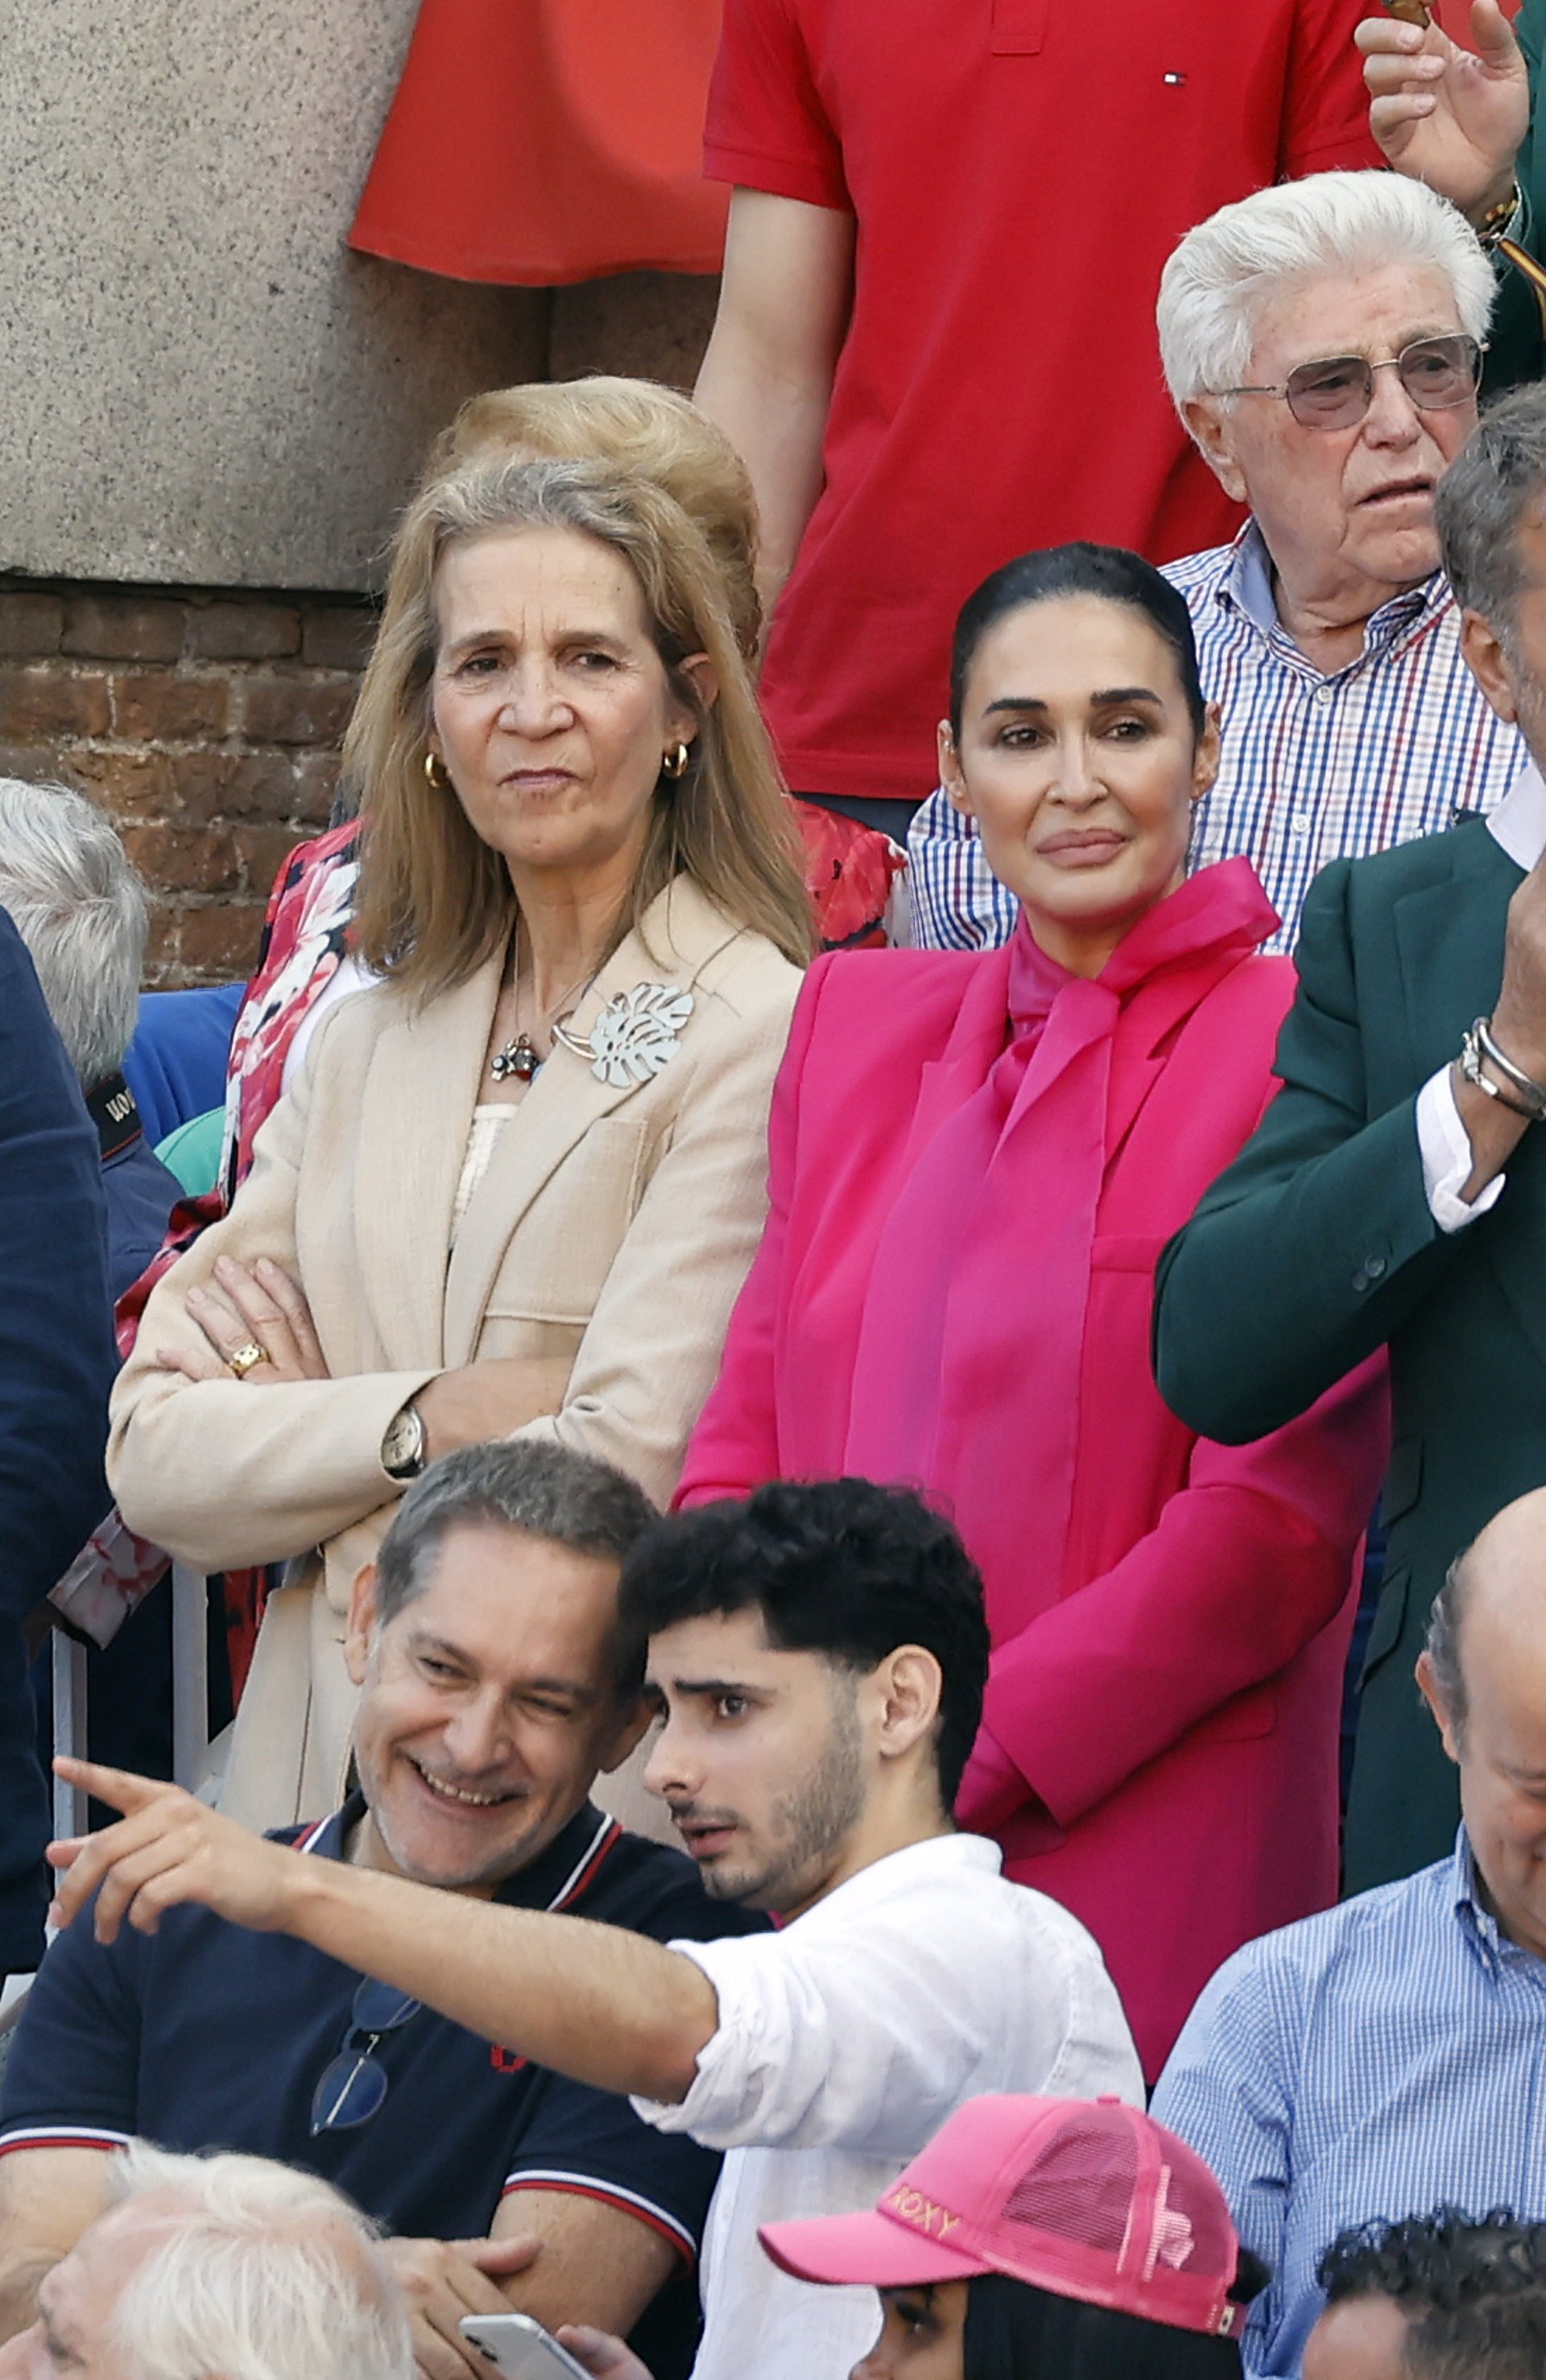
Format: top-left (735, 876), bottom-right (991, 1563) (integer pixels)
top-left (0, 1797), bottom-right (767, 2380)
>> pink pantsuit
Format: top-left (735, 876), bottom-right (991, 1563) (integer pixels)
top-left (679, 863), bottom-right (1388, 2076)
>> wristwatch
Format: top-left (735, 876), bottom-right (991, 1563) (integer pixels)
top-left (381, 1401), bottom-right (427, 1482)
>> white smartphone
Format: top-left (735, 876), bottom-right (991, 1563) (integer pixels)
top-left (459, 2312), bottom-right (594, 2380)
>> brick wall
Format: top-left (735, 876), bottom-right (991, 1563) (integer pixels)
top-left (0, 276), bottom-right (716, 990)
top-left (0, 577), bottom-right (377, 985)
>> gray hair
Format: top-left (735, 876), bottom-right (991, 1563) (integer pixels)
top-left (105, 2141), bottom-right (413, 2380)
top-left (1158, 169), bottom-right (1494, 412)
top-left (1425, 1549), bottom-right (1472, 1739)
top-left (374, 1439), bottom-right (659, 1690)
top-left (0, 777), bottom-right (148, 1088)
top-left (1433, 383), bottom-right (1546, 640)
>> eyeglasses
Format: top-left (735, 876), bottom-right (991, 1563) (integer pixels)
top-left (309, 1978), bottom-right (421, 2135)
top-left (1220, 334), bottom-right (1484, 431)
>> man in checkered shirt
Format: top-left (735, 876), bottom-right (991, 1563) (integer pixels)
top-left (909, 170), bottom-right (1524, 958)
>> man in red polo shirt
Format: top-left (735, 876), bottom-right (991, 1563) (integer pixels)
top-left (694, 0), bottom-right (1379, 839)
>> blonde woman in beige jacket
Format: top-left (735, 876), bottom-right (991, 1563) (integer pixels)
top-left (109, 451), bottom-right (809, 1832)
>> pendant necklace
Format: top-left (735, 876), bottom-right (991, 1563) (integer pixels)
top-left (489, 1032), bottom-right (542, 1084)
top-left (489, 925), bottom-right (698, 1091)
top-left (488, 925), bottom-right (595, 1084)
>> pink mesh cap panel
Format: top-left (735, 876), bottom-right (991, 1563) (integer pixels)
top-left (990, 2099), bottom-right (1242, 2332)
top-left (1002, 2118), bottom-right (1140, 2256)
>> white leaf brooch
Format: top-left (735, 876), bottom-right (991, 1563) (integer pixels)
top-left (555, 983), bottom-right (695, 1087)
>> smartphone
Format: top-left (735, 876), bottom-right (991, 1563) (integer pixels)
top-left (1381, 0), bottom-right (1432, 25)
top-left (459, 2312), bottom-right (593, 2380)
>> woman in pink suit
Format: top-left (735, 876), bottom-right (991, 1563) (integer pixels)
top-left (678, 544), bottom-right (1389, 2078)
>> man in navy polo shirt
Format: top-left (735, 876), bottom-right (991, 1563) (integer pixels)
top-left (0, 1442), bottom-right (763, 2380)
top-left (43, 1480), bottom-right (1141, 2380)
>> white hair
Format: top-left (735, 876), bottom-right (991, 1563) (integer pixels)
top-left (103, 2142), bottom-right (415, 2380)
top-left (0, 776), bottom-right (148, 1087)
top-left (1157, 168), bottom-right (1494, 413)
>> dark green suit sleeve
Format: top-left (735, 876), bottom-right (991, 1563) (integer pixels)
top-left (1152, 860), bottom-right (1461, 1445)
top-left (1485, 0), bottom-right (1546, 391)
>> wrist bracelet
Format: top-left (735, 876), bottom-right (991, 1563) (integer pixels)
top-left (1478, 1018), bottom-right (1546, 1118)
top-left (1478, 184), bottom-right (1523, 249)
top-left (1460, 1020), bottom-right (1546, 1122)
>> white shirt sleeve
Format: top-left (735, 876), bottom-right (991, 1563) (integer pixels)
top-left (1416, 1064), bottom-right (1507, 1233)
top-left (631, 1874), bottom-right (1139, 2159)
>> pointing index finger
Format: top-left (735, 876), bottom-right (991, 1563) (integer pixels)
top-left (52, 1755), bottom-right (165, 1817)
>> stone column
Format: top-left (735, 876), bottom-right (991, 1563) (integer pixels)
top-left (0, 0), bottom-right (546, 592)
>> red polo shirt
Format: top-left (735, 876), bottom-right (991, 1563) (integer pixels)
top-left (705, 0), bottom-right (1378, 808)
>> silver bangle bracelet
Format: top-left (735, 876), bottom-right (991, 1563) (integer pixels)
top-left (1477, 1018), bottom-right (1546, 1120)
top-left (1460, 1020), bottom-right (1546, 1123)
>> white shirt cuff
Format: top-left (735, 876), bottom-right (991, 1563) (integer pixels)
top-left (1416, 1064), bottom-right (1506, 1232)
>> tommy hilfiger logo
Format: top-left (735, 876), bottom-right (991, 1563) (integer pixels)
top-left (886, 2188), bottom-right (961, 2239)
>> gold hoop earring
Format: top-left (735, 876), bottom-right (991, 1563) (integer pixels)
top-left (661, 741), bottom-right (691, 780)
top-left (424, 751), bottom-right (449, 789)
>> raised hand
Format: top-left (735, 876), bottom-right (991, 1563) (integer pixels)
top-left (1356, 0), bottom-right (1528, 220)
top-left (47, 1758), bottom-right (304, 1943)
top-left (1449, 841), bottom-right (1546, 1201)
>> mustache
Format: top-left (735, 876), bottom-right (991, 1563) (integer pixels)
top-left (667, 1800), bottom-right (740, 1829)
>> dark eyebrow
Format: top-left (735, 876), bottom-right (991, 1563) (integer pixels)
top-left (649, 1675), bottom-right (766, 1699)
top-left (981, 685), bottom-right (1164, 717)
top-left (404, 1629), bottom-right (472, 1662)
top-left (403, 1629), bottom-right (594, 1700)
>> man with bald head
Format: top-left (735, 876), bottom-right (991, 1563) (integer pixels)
top-left (1152, 1488), bottom-right (1546, 2380)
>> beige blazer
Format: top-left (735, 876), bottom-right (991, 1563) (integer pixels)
top-left (110, 877), bottom-right (801, 1830)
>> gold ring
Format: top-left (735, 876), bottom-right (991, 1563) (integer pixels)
top-left (226, 1340), bottom-right (267, 1380)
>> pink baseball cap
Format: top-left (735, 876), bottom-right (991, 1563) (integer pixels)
top-left (759, 2095), bottom-right (1246, 2340)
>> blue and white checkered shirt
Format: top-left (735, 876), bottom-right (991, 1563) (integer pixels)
top-left (907, 524), bottom-right (1524, 956)
top-left (1151, 1833), bottom-right (1546, 2379)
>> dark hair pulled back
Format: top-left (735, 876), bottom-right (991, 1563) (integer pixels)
top-left (948, 542), bottom-right (1207, 742)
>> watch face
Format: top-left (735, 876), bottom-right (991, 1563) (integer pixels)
top-left (384, 1409), bottom-right (421, 1471)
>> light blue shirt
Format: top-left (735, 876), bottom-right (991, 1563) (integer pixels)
top-left (1151, 1833), bottom-right (1546, 2378)
top-left (906, 523), bottom-right (1523, 956)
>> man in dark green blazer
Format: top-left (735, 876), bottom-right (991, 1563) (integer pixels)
top-left (1361, 0), bottom-right (1546, 387)
top-left (1154, 387), bottom-right (1546, 1893)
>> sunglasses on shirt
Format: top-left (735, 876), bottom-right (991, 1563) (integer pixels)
top-left (309, 1977), bottom-right (421, 2135)
top-left (1219, 333), bottom-right (1484, 432)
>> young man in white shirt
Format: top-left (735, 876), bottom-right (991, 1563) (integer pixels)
top-left (49, 1476), bottom-right (1142, 2380)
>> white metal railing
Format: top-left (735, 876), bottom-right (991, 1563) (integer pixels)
top-left (16, 1561), bottom-right (216, 2027)
top-left (50, 1631), bottom-right (89, 1841)
top-left (51, 1563), bottom-right (213, 1805)
top-left (170, 1563), bottom-right (214, 1797)
top-left (2, 1565), bottom-right (217, 2039)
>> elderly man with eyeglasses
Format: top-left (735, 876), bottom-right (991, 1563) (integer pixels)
top-left (909, 169), bottom-right (1524, 956)
top-left (0, 1442), bottom-right (767, 2380)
